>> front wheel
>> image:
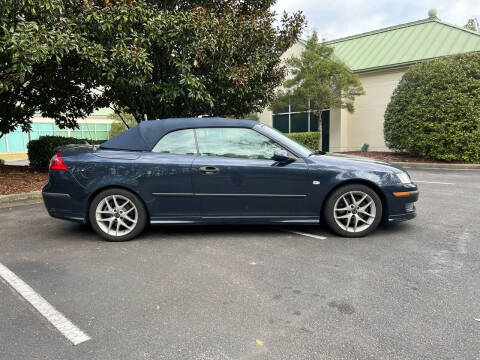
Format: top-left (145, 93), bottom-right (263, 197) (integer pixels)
top-left (323, 184), bottom-right (383, 237)
top-left (89, 188), bottom-right (147, 241)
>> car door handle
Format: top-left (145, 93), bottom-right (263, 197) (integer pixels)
top-left (199, 166), bottom-right (219, 174)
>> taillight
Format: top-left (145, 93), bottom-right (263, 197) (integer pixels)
top-left (49, 152), bottom-right (68, 171)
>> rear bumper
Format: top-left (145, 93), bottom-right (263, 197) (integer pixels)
top-left (43, 192), bottom-right (71, 200)
top-left (42, 186), bottom-right (85, 222)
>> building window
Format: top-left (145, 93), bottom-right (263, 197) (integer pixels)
top-left (272, 101), bottom-right (324, 133)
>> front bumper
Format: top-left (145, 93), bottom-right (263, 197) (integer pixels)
top-left (388, 210), bottom-right (417, 223)
top-left (382, 183), bottom-right (419, 223)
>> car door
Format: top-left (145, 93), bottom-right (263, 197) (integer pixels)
top-left (191, 127), bottom-right (318, 218)
top-left (140, 129), bottom-right (199, 219)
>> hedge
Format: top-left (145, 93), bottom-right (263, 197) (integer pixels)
top-left (27, 136), bottom-right (103, 169)
top-left (384, 53), bottom-right (480, 163)
top-left (286, 132), bottom-right (319, 150)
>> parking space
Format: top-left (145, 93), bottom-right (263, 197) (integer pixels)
top-left (1, 168), bottom-right (480, 359)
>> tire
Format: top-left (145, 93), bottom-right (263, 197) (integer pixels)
top-left (323, 184), bottom-right (383, 238)
top-left (89, 188), bottom-right (147, 241)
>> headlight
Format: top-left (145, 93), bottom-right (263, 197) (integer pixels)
top-left (396, 172), bottom-right (411, 184)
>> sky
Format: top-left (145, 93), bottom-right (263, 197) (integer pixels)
top-left (273, 0), bottom-right (480, 41)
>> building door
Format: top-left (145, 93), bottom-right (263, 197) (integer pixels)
top-left (321, 110), bottom-right (330, 152)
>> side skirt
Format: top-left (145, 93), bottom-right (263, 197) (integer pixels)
top-left (150, 216), bottom-right (320, 225)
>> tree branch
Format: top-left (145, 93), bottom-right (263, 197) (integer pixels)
top-left (110, 106), bottom-right (130, 129)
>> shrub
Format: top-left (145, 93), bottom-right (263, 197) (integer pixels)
top-left (27, 136), bottom-right (102, 169)
top-left (384, 53), bottom-right (480, 163)
top-left (287, 132), bottom-right (319, 150)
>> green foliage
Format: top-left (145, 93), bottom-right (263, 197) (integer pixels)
top-left (270, 31), bottom-right (364, 116)
top-left (464, 18), bottom-right (479, 32)
top-left (242, 113), bottom-right (259, 121)
top-left (270, 31), bottom-right (363, 149)
top-left (1, 0), bottom-right (305, 135)
top-left (384, 53), bottom-right (480, 163)
top-left (286, 132), bottom-right (319, 150)
top-left (27, 135), bottom-right (102, 168)
top-left (0, 0), bottom-right (109, 135)
top-left (108, 112), bottom-right (138, 138)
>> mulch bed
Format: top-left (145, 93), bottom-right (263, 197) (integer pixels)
top-left (340, 151), bottom-right (480, 164)
top-left (0, 165), bottom-right (48, 196)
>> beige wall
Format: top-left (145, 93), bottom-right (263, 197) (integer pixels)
top-left (257, 42), bottom-right (305, 128)
top-left (309, 67), bottom-right (408, 152)
top-left (257, 41), bottom-right (409, 152)
top-left (338, 67), bottom-right (407, 152)
top-left (329, 108), bottom-right (343, 152)
top-left (32, 108), bottom-right (115, 124)
top-left (32, 116), bottom-right (115, 125)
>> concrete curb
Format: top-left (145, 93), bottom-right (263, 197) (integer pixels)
top-left (390, 162), bottom-right (480, 169)
top-left (0, 191), bottom-right (43, 208)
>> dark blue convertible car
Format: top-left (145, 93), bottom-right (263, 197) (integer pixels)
top-left (42, 118), bottom-right (418, 241)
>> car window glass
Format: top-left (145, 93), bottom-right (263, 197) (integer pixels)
top-left (195, 128), bottom-right (283, 160)
top-left (152, 129), bottom-right (196, 155)
top-left (255, 124), bottom-right (311, 158)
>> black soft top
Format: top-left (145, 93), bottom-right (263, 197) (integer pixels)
top-left (100, 117), bottom-right (258, 151)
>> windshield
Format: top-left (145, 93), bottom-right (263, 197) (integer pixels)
top-left (254, 124), bottom-right (313, 158)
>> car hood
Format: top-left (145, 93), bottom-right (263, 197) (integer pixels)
top-left (308, 153), bottom-right (406, 173)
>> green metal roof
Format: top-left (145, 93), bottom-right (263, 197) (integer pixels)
top-left (301, 16), bottom-right (480, 72)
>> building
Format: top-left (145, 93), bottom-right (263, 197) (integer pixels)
top-left (259, 12), bottom-right (480, 152)
top-left (0, 108), bottom-right (114, 153)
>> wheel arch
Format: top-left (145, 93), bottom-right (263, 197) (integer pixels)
top-left (320, 179), bottom-right (388, 223)
top-left (85, 185), bottom-right (150, 224)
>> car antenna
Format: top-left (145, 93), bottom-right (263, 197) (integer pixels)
top-left (83, 117), bottom-right (93, 144)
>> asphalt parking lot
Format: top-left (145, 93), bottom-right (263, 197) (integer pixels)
top-left (0, 168), bottom-right (479, 360)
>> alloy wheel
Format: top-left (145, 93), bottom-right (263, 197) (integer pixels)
top-left (95, 195), bottom-right (138, 237)
top-left (333, 191), bottom-right (377, 233)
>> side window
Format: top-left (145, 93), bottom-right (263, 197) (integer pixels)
top-left (195, 128), bottom-right (283, 160)
top-left (152, 129), bottom-right (196, 155)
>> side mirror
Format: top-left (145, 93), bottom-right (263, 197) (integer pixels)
top-left (272, 149), bottom-right (295, 164)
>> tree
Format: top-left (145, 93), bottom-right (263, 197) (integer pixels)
top-left (384, 53), bottom-right (480, 163)
top-left (270, 31), bottom-right (364, 149)
top-left (464, 18), bottom-right (479, 32)
top-left (0, 0), bottom-right (109, 135)
top-left (0, 0), bottom-right (305, 135)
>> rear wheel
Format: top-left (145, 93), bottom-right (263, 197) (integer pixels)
top-left (89, 188), bottom-right (147, 241)
top-left (323, 184), bottom-right (382, 237)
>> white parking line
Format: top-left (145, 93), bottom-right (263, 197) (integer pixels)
top-left (276, 228), bottom-right (327, 240)
top-left (414, 180), bottom-right (455, 185)
top-left (0, 262), bottom-right (91, 346)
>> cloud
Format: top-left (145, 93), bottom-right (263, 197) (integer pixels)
top-left (273, 0), bottom-right (480, 40)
